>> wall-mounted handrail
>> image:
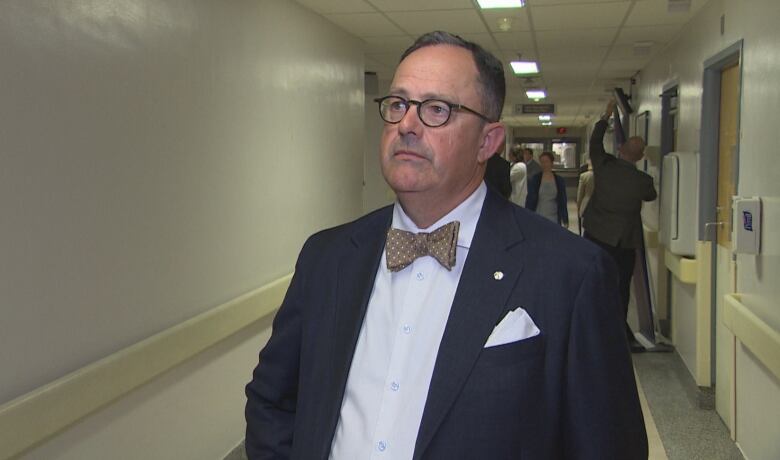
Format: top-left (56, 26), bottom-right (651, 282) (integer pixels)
top-left (723, 293), bottom-right (780, 382)
top-left (0, 274), bottom-right (291, 460)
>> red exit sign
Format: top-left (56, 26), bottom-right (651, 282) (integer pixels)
top-left (556, 127), bottom-right (568, 134)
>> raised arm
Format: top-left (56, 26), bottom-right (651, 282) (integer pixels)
top-left (589, 99), bottom-right (616, 167)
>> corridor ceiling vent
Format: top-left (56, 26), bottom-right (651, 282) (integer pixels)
top-left (511, 61), bottom-right (539, 75)
top-left (477, 0), bottom-right (525, 9)
top-left (668, 0), bottom-right (691, 13)
top-left (497, 17), bottom-right (513, 31)
top-left (633, 41), bottom-right (654, 56)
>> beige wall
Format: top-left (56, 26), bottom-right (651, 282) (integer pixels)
top-left (633, 0), bottom-right (780, 457)
top-left (0, 0), bottom-right (363, 457)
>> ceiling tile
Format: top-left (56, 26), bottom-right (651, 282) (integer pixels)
top-left (386, 9), bottom-right (487, 36)
top-left (492, 31), bottom-right (534, 51)
top-left (540, 58), bottom-right (601, 73)
top-left (293, 0), bottom-right (375, 15)
top-left (624, 0), bottom-right (707, 27)
top-left (616, 24), bottom-right (682, 45)
top-left (369, 0), bottom-right (474, 11)
top-left (600, 58), bottom-right (648, 74)
top-left (531, 2), bottom-right (630, 30)
top-left (324, 12), bottom-right (406, 37)
top-left (535, 28), bottom-right (618, 50)
top-left (538, 46), bottom-right (608, 62)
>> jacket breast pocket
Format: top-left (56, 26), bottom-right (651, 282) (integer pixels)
top-left (476, 333), bottom-right (545, 368)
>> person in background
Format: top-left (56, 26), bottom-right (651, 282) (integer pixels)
top-left (577, 157), bottom-right (594, 236)
top-left (523, 147), bottom-right (541, 178)
top-left (245, 31), bottom-right (647, 460)
top-left (525, 151), bottom-right (569, 227)
top-left (509, 145), bottom-right (527, 207)
top-left (583, 99), bottom-right (657, 353)
top-left (484, 145), bottom-right (511, 199)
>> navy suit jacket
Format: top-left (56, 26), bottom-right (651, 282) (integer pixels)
top-left (245, 187), bottom-right (648, 459)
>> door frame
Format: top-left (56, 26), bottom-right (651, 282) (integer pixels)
top-left (698, 41), bottom-right (743, 415)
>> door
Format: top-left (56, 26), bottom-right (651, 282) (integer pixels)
top-left (714, 62), bottom-right (740, 435)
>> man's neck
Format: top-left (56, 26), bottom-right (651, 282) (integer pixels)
top-left (397, 182), bottom-right (482, 229)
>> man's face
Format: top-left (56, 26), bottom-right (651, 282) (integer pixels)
top-left (523, 150), bottom-right (533, 163)
top-left (379, 45), bottom-right (495, 205)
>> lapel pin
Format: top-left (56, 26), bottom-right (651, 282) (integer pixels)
top-left (494, 271), bottom-right (504, 280)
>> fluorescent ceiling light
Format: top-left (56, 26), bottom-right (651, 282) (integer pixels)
top-left (526, 90), bottom-right (546, 100)
top-left (538, 114), bottom-right (552, 121)
top-left (541, 121), bottom-right (552, 126)
top-left (477, 0), bottom-right (525, 8)
top-left (510, 61), bottom-right (539, 75)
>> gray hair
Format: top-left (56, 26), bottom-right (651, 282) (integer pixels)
top-left (400, 31), bottom-right (505, 122)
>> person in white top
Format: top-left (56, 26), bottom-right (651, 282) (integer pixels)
top-left (509, 145), bottom-right (528, 207)
top-left (245, 31), bottom-right (648, 460)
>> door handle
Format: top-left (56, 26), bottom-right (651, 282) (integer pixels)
top-left (704, 221), bottom-right (724, 235)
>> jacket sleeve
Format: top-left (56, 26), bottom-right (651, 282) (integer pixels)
top-left (643, 176), bottom-right (658, 202)
top-left (589, 119), bottom-right (609, 168)
top-left (525, 174), bottom-right (540, 210)
top-left (556, 174), bottom-right (569, 226)
top-left (245, 244), bottom-right (310, 459)
top-left (563, 250), bottom-right (649, 459)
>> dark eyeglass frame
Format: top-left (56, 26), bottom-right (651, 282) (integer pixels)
top-left (373, 95), bottom-right (493, 127)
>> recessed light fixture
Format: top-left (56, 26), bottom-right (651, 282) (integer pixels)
top-left (526, 90), bottom-right (546, 100)
top-left (542, 121), bottom-right (552, 126)
top-left (510, 61), bottom-right (539, 75)
top-left (477, 0), bottom-right (525, 9)
top-left (538, 114), bottom-right (552, 121)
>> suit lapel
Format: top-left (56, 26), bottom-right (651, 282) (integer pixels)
top-left (316, 207), bottom-right (392, 458)
top-left (413, 191), bottom-right (526, 459)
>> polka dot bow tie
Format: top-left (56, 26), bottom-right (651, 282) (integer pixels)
top-left (385, 221), bottom-right (460, 272)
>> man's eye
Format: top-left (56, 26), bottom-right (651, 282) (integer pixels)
top-left (389, 100), bottom-right (407, 111)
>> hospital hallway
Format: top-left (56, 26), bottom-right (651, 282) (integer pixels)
top-left (2, 0), bottom-right (779, 459)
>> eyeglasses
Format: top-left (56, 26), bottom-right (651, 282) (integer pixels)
top-left (374, 95), bottom-right (492, 128)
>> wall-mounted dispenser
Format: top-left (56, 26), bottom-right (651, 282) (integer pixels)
top-left (732, 196), bottom-right (762, 255)
top-left (660, 151), bottom-right (698, 256)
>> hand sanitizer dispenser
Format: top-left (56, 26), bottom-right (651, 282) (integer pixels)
top-left (732, 197), bottom-right (761, 255)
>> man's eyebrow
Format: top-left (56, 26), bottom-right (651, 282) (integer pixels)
top-left (387, 88), bottom-right (457, 103)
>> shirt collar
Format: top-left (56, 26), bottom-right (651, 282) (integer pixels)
top-left (392, 182), bottom-right (486, 250)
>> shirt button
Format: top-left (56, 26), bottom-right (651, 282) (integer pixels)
top-left (378, 440), bottom-right (387, 452)
top-left (391, 381), bottom-right (400, 391)
top-left (416, 272), bottom-right (424, 280)
top-left (403, 325), bottom-right (412, 334)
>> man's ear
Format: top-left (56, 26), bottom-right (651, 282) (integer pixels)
top-left (476, 123), bottom-right (506, 163)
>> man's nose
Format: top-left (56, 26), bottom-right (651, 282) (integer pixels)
top-left (397, 103), bottom-right (423, 135)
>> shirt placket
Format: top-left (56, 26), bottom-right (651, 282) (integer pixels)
top-left (368, 256), bottom-right (432, 459)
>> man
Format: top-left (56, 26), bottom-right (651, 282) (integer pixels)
top-left (508, 145), bottom-right (527, 207)
top-left (245, 32), bottom-right (647, 459)
top-left (523, 147), bottom-right (542, 178)
top-left (484, 148), bottom-right (511, 199)
top-left (583, 100), bottom-right (657, 351)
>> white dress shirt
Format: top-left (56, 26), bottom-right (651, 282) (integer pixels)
top-left (329, 183), bottom-right (487, 460)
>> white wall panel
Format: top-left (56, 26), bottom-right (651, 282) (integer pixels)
top-left (0, 0), bottom-right (363, 456)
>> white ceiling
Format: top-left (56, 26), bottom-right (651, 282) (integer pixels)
top-left (294, 0), bottom-right (710, 127)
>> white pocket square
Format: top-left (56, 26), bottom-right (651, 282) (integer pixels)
top-left (484, 307), bottom-right (540, 348)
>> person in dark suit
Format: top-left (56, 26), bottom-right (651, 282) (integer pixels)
top-left (245, 32), bottom-right (648, 460)
top-left (525, 151), bottom-right (569, 227)
top-left (523, 148), bottom-right (542, 178)
top-left (583, 99), bottom-right (657, 351)
top-left (484, 151), bottom-right (511, 199)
